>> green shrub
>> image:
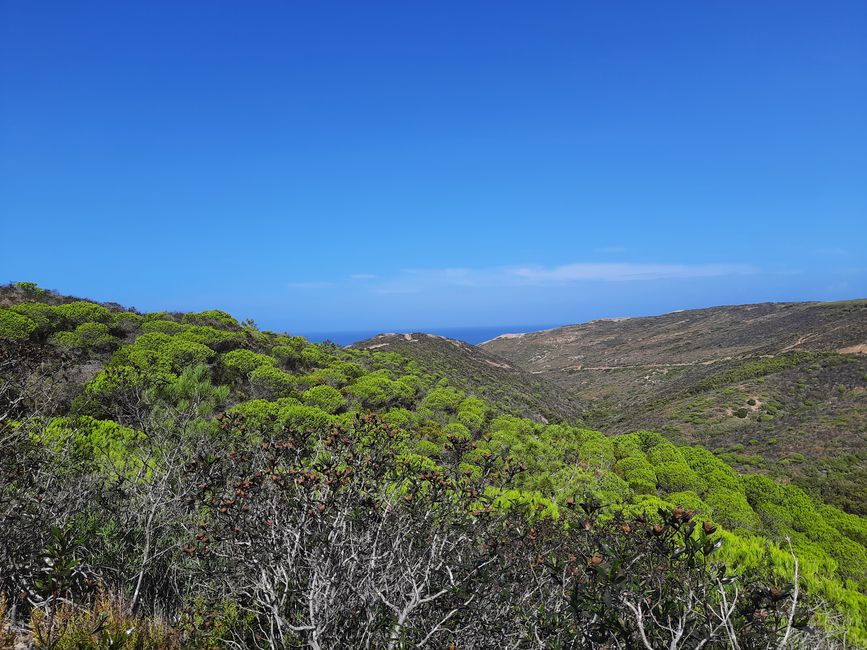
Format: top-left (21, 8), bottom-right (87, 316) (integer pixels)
top-left (300, 346), bottom-right (330, 368)
top-left (655, 461), bottom-right (705, 493)
top-left (249, 365), bottom-right (297, 398)
top-left (302, 385), bottom-right (346, 414)
top-left (704, 488), bottom-right (760, 531)
top-left (614, 455), bottom-right (657, 494)
top-left (421, 386), bottom-right (465, 413)
top-left (176, 325), bottom-right (245, 351)
top-left (52, 322), bottom-right (117, 351)
top-left (142, 319), bottom-right (189, 335)
top-left (272, 338), bottom-right (307, 367)
top-left (0, 308), bottom-right (37, 340)
top-left (9, 302), bottom-right (60, 334)
top-left (646, 442), bottom-right (685, 465)
top-left (221, 349), bottom-right (275, 379)
top-left (181, 309), bottom-right (240, 329)
top-left (382, 408), bottom-right (417, 430)
top-left (346, 375), bottom-right (394, 408)
top-left (54, 301), bottom-right (113, 327)
top-left (277, 404), bottom-right (332, 432)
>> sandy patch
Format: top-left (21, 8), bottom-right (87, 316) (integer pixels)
top-left (838, 343), bottom-right (867, 354)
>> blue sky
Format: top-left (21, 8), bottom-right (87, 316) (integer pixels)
top-left (1, 1), bottom-right (865, 333)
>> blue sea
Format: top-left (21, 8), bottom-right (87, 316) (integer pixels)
top-left (298, 324), bottom-right (558, 347)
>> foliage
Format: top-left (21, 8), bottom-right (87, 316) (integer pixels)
top-left (0, 289), bottom-right (864, 646)
top-left (220, 349), bottom-right (275, 380)
top-left (302, 384), bottom-right (346, 414)
top-left (0, 308), bottom-right (38, 340)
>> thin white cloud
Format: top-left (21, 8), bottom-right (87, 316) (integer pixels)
top-left (814, 247), bottom-right (848, 257)
top-left (287, 281), bottom-right (336, 289)
top-left (509, 262), bottom-right (757, 284)
top-left (370, 262), bottom-right (758, 293)
top-left (292, 262), bottom-right (759, 294)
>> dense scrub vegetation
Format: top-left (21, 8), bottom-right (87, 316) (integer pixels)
top-left (1, 283), bottom-right (865, 647)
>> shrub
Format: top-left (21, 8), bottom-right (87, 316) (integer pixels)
top-left (646, 442), bottom-right (685, 465)
top-left (51, 322), bottom-right (117, 352)
top-left (276, 404), bottom-right (333, 432)
top-left (421, 386), bottom-right (465, 413)
top-left (300, 346), bottom-right (330, 368)
top-left (221, 349), bottom-right (275, 380)
top-left (9, 302), bottom-right (60, 335)
top-left (249, 365), bottom-right (297, 398)
top-left (655, 461), bottom-right (705, 494)
top-left (614, 455), bottom-right (657, 494)
top-left (0, 308), bottom-right (37, 340)
top-left (345, 375), bottom-right (394, 408)
top-left (142, 319), bottom-right (189, 335)
top-left (181, 309), bottom-right (240, 329)
top-left (704, 488), bottom-right (760, 531)
top-left (382, 408), bottom-right (417, 430)
top-left (54, 301), bottom-right (113, 327)
top-left (272, 338), bottom-right (307, 367)
top-left (302, 385), bottom-right (346, 414)
top-left (176, 326), bottom-right (245, 351)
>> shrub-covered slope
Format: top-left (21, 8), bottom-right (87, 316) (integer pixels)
top-left (481, 301), bottom-right (867, 515)
top-left (351, 332), bottom-right (584, 424)
top-left (1, 284), bottom-right (865, 647)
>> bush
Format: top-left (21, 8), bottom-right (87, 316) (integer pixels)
top-left (0, 309), bottom-right (37, 340)
top-left (181, 309), bottom-right (240, 329)
top-left (422, 386), bottom-right (465, 413)
top-left (54, 301), bottom-right (113, 327)
top-left (302, 385), bottom-right (346, 414)
top-left (276, 404), bottom-right (333, 432)
top-left (176, 326), bottom-right (245, 351)
top-left (272, 338), bottom-right (307, 367)
top-left (9, 302), bottom-right (60, 335)
top-left (51, 322), bottom-right (117, 352)
top-left (249, 365), bottom-right (297, 398)
top-left (655, 461), bottom-right (705, 494)
top-left (221, 349), bottom-right (275, 380)
top-left (345, 375), bottom-right (394, 408)
top-left (142, 319), bottom-right (189, 335)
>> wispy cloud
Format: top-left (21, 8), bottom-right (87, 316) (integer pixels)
top-left (371, 262), bottom-right (758, 293)
top-left (287, 281), bottom-right (336, 289)
top-left (289, 262), bottom-right (758, 294)
top-left (814, 247), bottom-right (848, 257)
top-left (509, 262), bottom-right (756, 284)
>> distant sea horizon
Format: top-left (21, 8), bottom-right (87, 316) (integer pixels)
top-left (297, 324), bottom-right (560, 347)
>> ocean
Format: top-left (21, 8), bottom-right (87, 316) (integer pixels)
top-left (297, 324), bottom-right (558, 347)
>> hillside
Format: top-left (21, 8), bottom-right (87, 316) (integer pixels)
top-left (350, 332), bottom-right (583, 423)
top-left (2, 283), bottom-right (866, 646)
top-left (482, 300), bottom-right (867, 513)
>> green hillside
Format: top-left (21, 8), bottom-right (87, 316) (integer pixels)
top-left (1, 283), bottom-right (865, 647)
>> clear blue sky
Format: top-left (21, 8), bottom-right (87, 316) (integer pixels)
top-left (1, 1), bottom-right (865, 333)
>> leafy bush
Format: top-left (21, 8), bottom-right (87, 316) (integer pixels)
top-left (249, 365), bottom-right (297, 398)
top-left (302, 385), bottom-right (346, 414)
top-left (421, 386), bottom-right (465, 413)
top-left (54, 301), bottom-right (113, 327)
top-left (221, 349), bottom-right (275, 379)
top-left (0, 308), bottom-right (37, 340)
top-left (181, 309), bottom-right (240, 329)
top-left (52, 322), bottom-right (117, 351)
top-left (655, 461), bottom-right (705, 493)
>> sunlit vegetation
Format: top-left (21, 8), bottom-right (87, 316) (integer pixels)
top-left (1, 283), bottom-right (865, 647)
